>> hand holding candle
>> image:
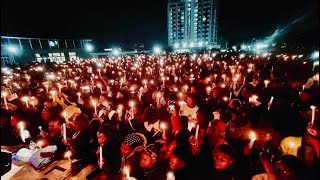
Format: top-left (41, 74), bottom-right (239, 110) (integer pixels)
top-left (21, 96), bottom-right (29, 108)
top-left (123, 166), bottom-right (130, 179)
top-left (166, 171), bottom-right (175, 180)
top-left (92, 99), bottom-right (97, 114)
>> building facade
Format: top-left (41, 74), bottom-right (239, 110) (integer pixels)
top-left (168, 0), bottom-right (219, 51)
top-left (1, 36), bottom-right (93, 65)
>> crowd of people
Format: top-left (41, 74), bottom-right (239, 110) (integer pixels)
top-left (1, 52), bottom-right (319, 180)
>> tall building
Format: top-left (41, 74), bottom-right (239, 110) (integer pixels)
top-left (168, 0), bottom-right (219, 51)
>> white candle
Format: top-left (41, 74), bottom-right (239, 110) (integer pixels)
top-left (1, 91), bottom-right (8, 110)
top-left (264, 80), bottom-right (270, 88)
top-left (22, 96), bottom-right (29, 108)
top-left (38, 126), bottom-right (43, 132)
top-left (97, 84), bottom-right (102, 93)
top-left (229, 92), bottom-right (232, 100)
top-left (99, 146), bottom-right (103, 169)
top-left (62, 123), bottom-right (67, 142)
top-left (167, 171), bottom-right (175, 180)
top-left (249, 131), bottom-right (256, 148)
top-left (195, 124), bottom-right (199, 140)
top-left (129, 101), bottom-right (135, 119)
top-left (117, 105), bottom-right (123, 121)
top-left (58, 84), bottom-right (62, 94)
top-left (310, 106), bottom-right (316, 125)
top-left (161, 123), bottom-right (166, 139)
top-left (268, 96), bottom-right (274, 110)
top-left (18, 122), bottom-right (26, 142)
top-left (92, 99), bottom-right (97, 114)
top-left (77, 92), bottom-right (81, 101)
top-left (65, 151), bottom-right (72, 166)
top-left (123, 166), bottom-right (130, 178)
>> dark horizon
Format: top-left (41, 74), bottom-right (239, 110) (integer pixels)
top-left (1, 0), bottom-right (319, 48)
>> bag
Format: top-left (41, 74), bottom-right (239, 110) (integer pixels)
top-left (29, 145), bottom-right (57, 169)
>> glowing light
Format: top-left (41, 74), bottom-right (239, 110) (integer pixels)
top-left (85, 44), bottom-right (94, 52)
top-left (311, 51), bottom-right (319, 60)
top-left (198, 41), bottom-right (203, 47)
top-left (174, 42), bottom-right (179, 49)
top-left (153, 46), bottom-right (162, 54)
top-left (112, 49), bottom-right (120, 56)
top-left (7, 45), bottom-right (18, 53)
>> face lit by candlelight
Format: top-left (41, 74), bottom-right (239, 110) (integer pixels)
top-left (213, 150), bottom-right (233, 170)
top-left (97, 132), bottom-right (108, 146)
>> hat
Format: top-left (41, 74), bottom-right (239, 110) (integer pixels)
top-left (62, 105), bottom-right (81, 121)
top-left (123, 133), bottom-right (147, 148)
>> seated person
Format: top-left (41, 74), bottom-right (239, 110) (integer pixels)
top-left (39, 117), bottom-right (66, 159)
top-left (96, 124), bottom-right (122, 174)
top-left (121, 133), bottom-right (147, 180)
top-left (63, 114), bottom-right (91, 159)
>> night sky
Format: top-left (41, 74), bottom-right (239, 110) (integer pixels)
top-left (1, 0), bottom-right (319, 49)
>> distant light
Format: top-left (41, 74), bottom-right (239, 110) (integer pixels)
top-left (182, 42), bottom-right (187, 48)
top-left (7, 45), bottom-right (18, 53)
top-left (49, 40), bottom-right (57, 47)
top-left (174, 43), bottom-right (179, 49)
top-left (232, 46), bottom-right (237, 51)
top-left (241, 45), bottom-right (247, 50)
top-left (255, 43), bottom-right (268, 50)
top-left (298, 55), bottom-right (304, 58)
top-left (311, 51), bottom-right (319, 60)
top-left (262, 53), bottom-right (268, 57)
top-left (85, 44), bottom-right (94, 52)
top-left (153, 46), bottom-right (162, 54)
top-left (189, 42), bottom-right (195, 47)
top-left (212, 53), bottom-right (217, 57)
top-left (198, 41), bottom-right (203, 47)
top-left (112, 49), bottom-right (120, 56)
top-left (239, 54), bottom-right (245, 59)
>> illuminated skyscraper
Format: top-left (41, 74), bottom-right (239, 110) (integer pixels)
top-left (168, 0), bottom-right (219, 50)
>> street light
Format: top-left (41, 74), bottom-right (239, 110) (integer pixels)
top-left (311, 51), bottom-right (319, 60)
top-left (112, 48), bottom-right (120, 56)
top-left (85, 44), bottom-right (94, 52)
top-left (174, 43), bottom-right (179, 49)
top-left (7, 45), bottom-right (18, 53)
top-left (153, 46), bottom-right (162, 54)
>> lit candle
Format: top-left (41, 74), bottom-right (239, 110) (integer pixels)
top-left (167, 171), bottom-right (175, 180)
top-left (268, 96), bottom-right (274, 110)
top-left (18, 121), bottom-right (26, 142)
top-left (44, 83), bottom-right (49, 93)
top-left (1, 91), bottom-right (8, 110)
top-left (123, 166), bottom-right (130, 178)
top-left (310, 105), bottom-right (316, 125)
top-left (97, 69), bottom-right (101, 76)
top-left (117, 104), bottom-right (123, 121)
top-left (92, 99), bottom-right (97, 114)
top-left (38, 126), bottom-right (43, 132)
top-left (249, 131), bottom-right (256, 148)
top-left (161, 123), bottom-right (166, 139)
top-left (37, 140), bottom-right (44, 150)
top-left (129, 101), bottom-right (135, 119)
top-left (58, 84), bottom-right (62, 94)
top-left (162, 76), bottom-right (165, 87)
top-left (195, 124), bottom-right (199, 140)
top-left (77, 92), bottom-right (81, 101)
top-left (223, 96), bottom-right (228, 102)
top-left (64, 150), bottom-right (72, 166)
top-left (143, 79), bottom-right (147, 88)
top-left (21, 96), bottom-right (29, 108)
top-left (99, 146), bottom-right (103, 169)
top-left (97, 83), bottom-right (102, 93)
top-left (264, 80), bottom-right (270, 88)
top-left (221, 74), bottom-right (226, 82)
top-left (62, 123), bottom-right (67, 142)
top-left (229, 92), bottom-right (232, 100)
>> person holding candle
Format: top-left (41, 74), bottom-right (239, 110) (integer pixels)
top-left (207, 144), bottom-right (236, 180)
top-left (139, 144), bottom-right (167, 180)
top-left (39, 117), bottom-right (67, 159)
top-left (121, 133), bottom-right (147, 180)
top-left (95, 124), bottom-right (122, 174)
top-left (62, 114), bottom-right (91, 159)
